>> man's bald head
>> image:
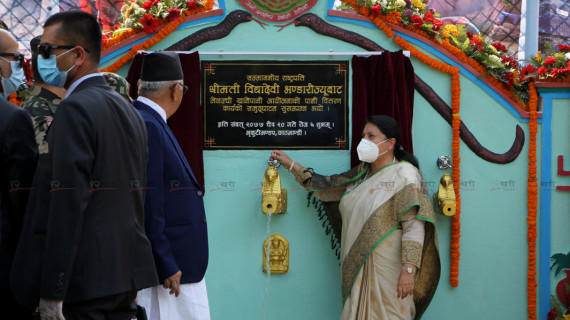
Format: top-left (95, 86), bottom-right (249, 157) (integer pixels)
top-left (0, 29), bottom-right (18, 53)
top-left (0, 29), bottom-right (20, 87)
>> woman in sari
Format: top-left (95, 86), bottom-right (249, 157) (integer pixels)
top-left (270, 115), bottom-right (440, 320)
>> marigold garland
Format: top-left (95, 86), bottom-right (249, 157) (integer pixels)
top-left (450, 73), bottom-right (461, 287)
top-left (8, 92), bottom-right (21, 106)
top-left (102, 28), bottom-right (139, 51)
top-left (527, 81), bottom-right (538, 320)
top-left (344, 0), bottom-right (545, 111)
top-left (101, 0), bottom-right (213, 72)
top-left (101, 12), bottom-right (183, 72)
top-left (410, 23), bottom-right (528, 110)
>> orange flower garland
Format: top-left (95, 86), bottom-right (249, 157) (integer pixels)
top-left (102, 28), bottom-right (139, 51)
top-left (101, 11), bottom-right (185, 72)
top-left (8, 92), bottom-right (21, 106)
top-left (538, 77), bottom-right (569, 83)
top-left (450, 73), bottom-right (461, 287)
top-left (101, 0), bottom-right (213, 72)
top-left (526, 81), bottom-right (538, 320)
top-left (345, 0), bottom-right (537, 110)
top-left (395, 35), bottom-right (464, 286)
top-left (370, 15), bottom-right (395, 38)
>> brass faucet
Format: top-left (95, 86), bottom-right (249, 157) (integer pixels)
top-left (262, 165), bottom-right (287, 214)
top-left (435, 174), bottom-right (456, 216)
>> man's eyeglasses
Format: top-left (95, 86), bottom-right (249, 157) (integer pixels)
top-left (37, 43), bottom-right (89, 59)
top-left (172, 82), bottom-right (188, 95)
top-left (0, 52), bottom-right (25, 68)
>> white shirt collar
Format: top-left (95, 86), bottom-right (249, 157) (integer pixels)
top-left (137, 96), bottom-right (167, 123)
top-left (64, 73), bottom-right (102, 99)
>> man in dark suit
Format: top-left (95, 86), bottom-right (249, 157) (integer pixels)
top-left (11, 10), bottom-right (158, 320)
top-left (0, 29), bottom-right (37, 319)
top-left (133, 52), bottom-right (209, 320)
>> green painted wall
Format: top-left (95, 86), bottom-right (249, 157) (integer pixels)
top-left (101, 1), bottom-right (569, 319)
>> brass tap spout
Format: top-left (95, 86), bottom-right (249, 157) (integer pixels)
top-left (262, 166), bottom-right (288, 214)
top-left (435, 174), bottom-right (456, 216)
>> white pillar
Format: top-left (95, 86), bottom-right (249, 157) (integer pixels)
top-left (519, 0), bottom-right (539, 61)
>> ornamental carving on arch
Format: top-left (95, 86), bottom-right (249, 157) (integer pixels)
top-left (238, 0), bottom-right (318, 22)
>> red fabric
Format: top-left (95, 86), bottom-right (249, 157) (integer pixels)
top-left (78, 0), bottom-right (93, 14)
top-left (350, 50), bottom-right (415, 167)
top-left (127, 52), bottom-right (204, 190)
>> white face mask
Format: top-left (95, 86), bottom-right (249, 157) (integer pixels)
top-left (37, 48), bottom-right (75, 88)
top-left (0, 58), bottom-right (24, 98)
top-left (356, 138), bottom-right (390, 163)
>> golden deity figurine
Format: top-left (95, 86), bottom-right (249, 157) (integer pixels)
top-left (435, 174), bottom-right (456, 216)
top-left (261, 165), bottom-right (287, 214)
top-left (263, 234), bottom-right (289, 274)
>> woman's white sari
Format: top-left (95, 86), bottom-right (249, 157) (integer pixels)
top-left (297, 162), bottom-right (440, 320)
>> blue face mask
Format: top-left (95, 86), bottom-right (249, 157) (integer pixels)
top-left (37, 48), bottom-right (75, 88)
top-left (0, 58), bottom-right (24, 98)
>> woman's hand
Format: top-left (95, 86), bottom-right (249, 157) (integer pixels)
top-left (270, 150), bottom-right (293, 168)
top-left (270, 150), bottom-right (303, 174)
top-left (397, 264), bottom-right (416, 299)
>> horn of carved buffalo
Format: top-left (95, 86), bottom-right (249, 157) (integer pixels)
top-left (414, 76), bottom-right (524, 164)
top-left (292, 13), bottom-right (524, 164)
top-left (166, 10), bottom-right (255, 51)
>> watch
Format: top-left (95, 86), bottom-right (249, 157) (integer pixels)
top-left (403, 266), bottom-right (415, 274)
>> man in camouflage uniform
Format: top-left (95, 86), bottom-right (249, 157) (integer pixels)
top-left (22, 38), bottom-right (131, 152)
top-left (20, 36), bottom-right (66, 152)
top-left (103, 71), bottom-right (132, 103)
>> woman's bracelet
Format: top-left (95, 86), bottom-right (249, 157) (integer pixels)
top-left (289, 160), bottom-right (295, 172)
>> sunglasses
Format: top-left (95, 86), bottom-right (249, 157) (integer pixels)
top-left (0, 52), bottom-right (25, 68)
top-left (37, 43), bottom-right (89, 59)
top-left (172, 82), bottom-right (188, 95)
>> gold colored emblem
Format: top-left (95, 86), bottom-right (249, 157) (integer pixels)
top-left (435, 174), bottom-right (456, 216)
top-left (261, 165), bottom-right (287, 214)
top-left (263, 234), bottom-right (289, 274)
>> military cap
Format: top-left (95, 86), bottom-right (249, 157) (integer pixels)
top-left (103, 72), bottom-right (132, 103)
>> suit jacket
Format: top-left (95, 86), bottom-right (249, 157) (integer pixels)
top-left (11, 76), bottom-right (158, 306)
top-left (133, 100), bottom-right (208, 284)
top-left (0, 98), bottom-right (36, 291)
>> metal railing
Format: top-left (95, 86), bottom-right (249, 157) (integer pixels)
top-left (430, 0), bottom-right (524, 55)
top-left (0, 0), bottom-right (121, 54)
top-left (538, 0), bottom-right (570, 51)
